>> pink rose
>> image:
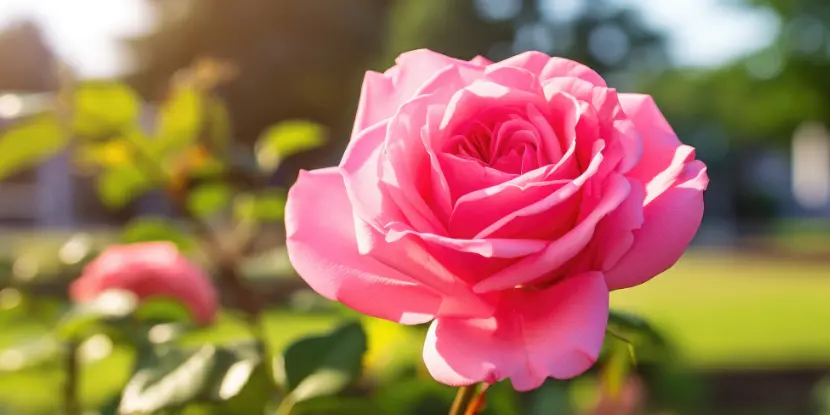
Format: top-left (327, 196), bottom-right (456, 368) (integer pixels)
top-left (285, 50), bottom-right (707, 390)
top-left (70, 242), bottom-right (218, 325)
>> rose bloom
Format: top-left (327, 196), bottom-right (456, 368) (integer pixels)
top-left (285, 50), bottom-right (708, 390)
top-left (70, 242), bottom-right (218, 325)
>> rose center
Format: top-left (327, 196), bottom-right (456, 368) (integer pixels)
top-left (443, 115), bottom-right (545, 175)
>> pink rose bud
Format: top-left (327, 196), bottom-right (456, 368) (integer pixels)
top-left (285, 50), bottom-right (708, 390)
top-left (70, 242), bottom-right (218, 325)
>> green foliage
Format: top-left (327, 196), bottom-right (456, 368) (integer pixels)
top-left (187, 183), bottom-right (232, 218)
top-left (607, 309), bottom-right (672, 364)
top-left (600, 336), bottom-right (634, 398)
top-left (0, 337), bottom-right (61, 373)
top-left (0, 114), bottom-right (67, 179)
top-left (121, 217), bottom-right (196, 253)
top-left (57, 290), bottom-right (140, 341)
top-left (97, 165), bottom-right (152, 209)
top-left (233, 190), bottom-right (287, 224)
top-left (276, 321), bottom-right (367, 404)
top-left (255, 120), bottom-right (326, 173)
top-left (204, 96), bottom-right (232, 153)
top-left (119, 342), bottom-right (271, 414)
top-left (132, 299), bottom-right (193, 327)
top-left (157, 86), bottom-right (203, 151)
top-left (527, 381), bottom-right (572, 415)
top-left (72, 82), bottom-right (141, 137)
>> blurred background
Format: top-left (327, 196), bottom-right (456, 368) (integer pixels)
top-left (0, 0), bottom-right (829, 414)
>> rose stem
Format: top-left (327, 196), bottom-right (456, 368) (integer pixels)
top-left (63, 340), bottom-right (80, 415)
top-left (449, 384), bottom-right (480, 415)
top-left (464, 383), bottom-right (490, 415)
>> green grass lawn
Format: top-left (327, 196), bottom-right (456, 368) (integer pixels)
top-left (0, 250), bottom-right (828, 413)
top-left (611, 251), bottom-right (830, 369)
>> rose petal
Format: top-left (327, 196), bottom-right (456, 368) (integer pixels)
top-left (618, 93), bottom-right (682, 182)
top-left (383, 93), bottom-right (460, 231)
top-left (71, 242), bottom-right (217, 325)
top-left (474, 173), bottom-right (631, 293)
top-left (492, 51), bottom-right (607, 87)
top-left (353, 50), bottom-right (483, 135)
top-left (423, 271), bottom-right (609, 391)
top-left (546, 78), bottom-right (642, 175)
top-left (449, 178), bottom-right (568, 239)
top-left (471, 139), bottom-right (607, 242)
top-left (593, 178), bottom-right (646, 270)
top-left (386, 224), bottom-right (547, 285)
top-left (440, 80), bottom-right (546, 134)
top-left (470, 55), bottom-right (493, 66)
top-left (285, 168), bottom-right (443, 324)
top-left (448, 121), bottom-right (581, 240)
top-left (438, 153), bottom-right (518, 202)
top-left (484, 65), bottom-right (544, 95)
top-left (340, 120), bottom-right (403, 232)
top-left (605, 159), bottom-right (708, 290)
top-left (601, 93), bottom-right (709, 290)
top-left (357, 221), bottom-right (500, 318)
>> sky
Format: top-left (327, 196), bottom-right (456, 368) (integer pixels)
top-left (0, 0), bottom-right (780, 79)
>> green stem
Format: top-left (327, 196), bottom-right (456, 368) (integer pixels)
top-left (464, 383), bottom-right (489, 415)
top-left (449, 385), bottom-right (479, 415)
top-left (63, 341), bottom-right (80, 415)
top-left (274, 394), bottom-right (296, 415)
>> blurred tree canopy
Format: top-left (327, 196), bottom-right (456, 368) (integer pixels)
top-left (124, 0), bottom-right (669, 184)
top-left (647, 0), bottom-right (830, 146)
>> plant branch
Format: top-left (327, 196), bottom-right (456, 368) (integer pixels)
top-left (463, 383), bottom-right (489, 415)
top-left (449, 385), bottom-right (480, 415)
top-left (63, 341), bottom-right (80, 415)
top-left (126, 137), bottom-right (264, 320)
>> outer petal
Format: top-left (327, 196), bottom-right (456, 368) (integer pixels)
top-left (340, 121), bottom-right (401, 232)
top-left (593, 179), bottom-right (646, 271)
top-left (285, 167), bottom-right (442, 324)
top-left (469, 55), bottom-right (493, 66)
top-left (604, 94), bottom-right (709, 290)
top-left (352, 49), bottom-right (483, 135)
top-left (423, 272), bottom-right (609, 391)
top-left (605, 159), bottom-right (708, 290)
top-left (492, 51), bottom-right (607, 87)
top-left (617, 93), bottom-right (683, 182)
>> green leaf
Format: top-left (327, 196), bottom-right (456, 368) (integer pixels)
top-left (528, 381), bottom-right (571, 415)
top-left (133, 298), bottom-right (193, 325)
top-left (72, 81), bottom-right (141, 137)
top-left (97, 165), bottom-right (152, 209)
top-left (233, 190), bottom-right (287, 224)
top-left (120, 216), bottom-right (196, 252)
top-left (600, 336), bottom-right (633, 398)
top-left (57, 290), bottom-right (140, 340)
top-left (0, 337), bottom-right (61, 373)
top-left (0, 115), bottom-right (67, 179)
top-left (121, 217), bottom-right (196, 253)
top-left (255, 120), bottom-right (326, 172)
top-left (374, 378), bottom-right (455, 415)
top-left (277, 321), bottom-right (367, 403)
top-left (292, 397), bottom-right (383, 415)
top-left (606, 309), bottom-right (672, 363)
top-left (187, 183), bottom-right (232, 218)
top-left (119, 342), bottom-right (268, 414)
top-left (215, 360), bottom-right (274, 415)
top-left (484, 381), bottom-right (521, 415)
top-left (205, 97), bottom-right (231, 153)
top-left (157, 86), bottom-right (203, 151)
